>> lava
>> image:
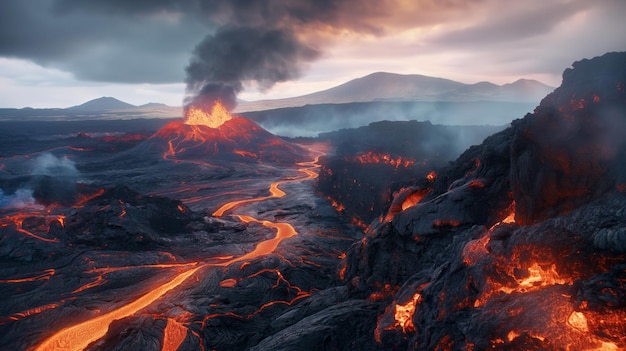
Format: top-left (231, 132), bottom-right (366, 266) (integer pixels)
top-left (350, 151), bottom-right (416, 169)
top-left (212, 155), bottom-right (320, 217)
top-left (375, 289), bottom-right (425, 343)
top-left (34, 265), bottom-right (204, 351)
top-left (567, 311), bottom-right (589, 333)
top-left (33, 149), bottom-right (323, 351)
top-left (0, 213), bottom-right (63, 243)
top-left (3, 303), bottom-right (61, 323)
top-left (426, 171), bottom-right (437, 182)
top-left (70, 275), bottom-right (106, 294)
top-left (401, 190), bottom-right (428, 211)
top-left (393, 292), bottom-right (421, 333)
top-left (184, 101), bottom-right (232, 129)
top-left (0, 268), bottom-right (55, 283)
top-left (162, 318), bottom-right (188, 351)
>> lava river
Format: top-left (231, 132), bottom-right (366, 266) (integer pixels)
top-left (32, 151), bottom-right (325, 351)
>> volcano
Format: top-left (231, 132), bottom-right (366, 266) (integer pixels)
top-left (140, 101), bottom-right (307, 163)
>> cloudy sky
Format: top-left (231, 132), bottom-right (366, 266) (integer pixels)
top-left (0, 0), bottom-right (624, 108)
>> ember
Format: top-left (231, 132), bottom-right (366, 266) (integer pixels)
top-left (351, 151), bottom-right (416, 169)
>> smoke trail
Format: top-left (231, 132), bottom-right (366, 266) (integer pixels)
top-left (184, 26), bottom-right (319, 112)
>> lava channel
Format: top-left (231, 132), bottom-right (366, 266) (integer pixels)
top-left (33, 149), bottom-right (323, 351)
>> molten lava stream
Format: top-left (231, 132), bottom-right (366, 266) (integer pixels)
top-left (212, 153), bottom-right (320, 217)
top-left (33, 149), bottom-right (323, 351)
top-left (34, 265), bottom-right (204, 351)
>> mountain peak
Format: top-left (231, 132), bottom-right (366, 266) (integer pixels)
top-left (235, 72), bottom-right (554, 113)
top-left (505, 78), bottom-right (553, 89)
top-left (68, 97), bottom-right (136, 111)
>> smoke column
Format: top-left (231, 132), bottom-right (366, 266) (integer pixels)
top-left (184, 26), bottom-right (319, 112)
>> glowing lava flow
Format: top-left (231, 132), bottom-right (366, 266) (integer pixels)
top-left (0, 269), bottom-right (55, 283)
top-left (1, 214), bottom-right (63, 243)
top-left (162, 318), bottom-right (188, 351)
top-left (34, 265), bottom-right (203, 351)
top-left (212, 155), bottom-right (321, 217)
top-left (34, 149), bottom-right (323, 351)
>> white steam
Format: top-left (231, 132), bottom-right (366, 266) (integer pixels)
top-left (0, 188), bottom-right (43, 210)
top-left (0, 153), bottom-right (80, 211)
top-left (31, 153), bottom-right (79, 177)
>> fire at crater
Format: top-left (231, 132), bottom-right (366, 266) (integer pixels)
top-left (184, 101), bottom-right (232, 129)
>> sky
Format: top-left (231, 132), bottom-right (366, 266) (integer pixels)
top-left (0, 0), bottom-right (625, 108)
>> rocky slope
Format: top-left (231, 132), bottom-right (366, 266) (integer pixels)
top-left (337, 51), bottom-right (626, 350)
top-left (316, 121), bottom-right (502, 227)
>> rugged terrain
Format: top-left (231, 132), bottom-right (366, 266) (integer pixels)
top-left (0, 52), bottom-right (624, 350)
top-left (337, 51), bottom-right (626, 350)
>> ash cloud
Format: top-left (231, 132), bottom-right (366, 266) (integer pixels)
top-left (0, 0), bottom-right (482, 91)
top-left (185, 27), bottom-right (320, 111)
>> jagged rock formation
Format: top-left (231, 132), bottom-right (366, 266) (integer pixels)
top-left (316, 122), bottom-right (502, 226)
top-left (340, 51), bottom-right (626, 350)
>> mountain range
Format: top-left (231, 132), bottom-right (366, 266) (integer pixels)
top-left (0, 72), bottom-right (554, 123)
top-left (233, 72), bottom-right (554, 112)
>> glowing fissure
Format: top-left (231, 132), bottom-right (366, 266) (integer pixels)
top-left (393, 292), bottom-right (421, 333)
top-left (34, 150), bottom-right (322, 351)
top-left (71, 275), bottom-right (106, 294)
top-left (0, 269), bottom-right (55, 283)
top-left (1, 213), bottom-right (64, 243)
top-left (5, 303), bottom-right (61, 322)
top-left (349, 151), bottom-right (416, 169)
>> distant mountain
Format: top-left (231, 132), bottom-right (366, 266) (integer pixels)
top-left (0, 97), bottom-right (181, 121)
top-left (0, 73), bottom-right (554, 122)
top-left (235, 72), bottom-right (554, 112)
top-left (299, 72), bottom-right (466, 103)
top-left (67, 97), bottom-right (136, 111)
top-left (438, 78), bottom-right (555, 102)
top-left (138, 102), bottom-right (168, 108)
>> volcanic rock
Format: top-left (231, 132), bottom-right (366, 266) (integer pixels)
top-left (342, 52), bottom-right (626, 350)
top-left (316, 121), bottom-right (502, 225)
top-left (63, 186), bottom-right (197, 250)
top-left (511, 51), bottom-right (626, 224)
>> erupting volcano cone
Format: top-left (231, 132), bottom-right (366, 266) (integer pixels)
top-left (137, 102), bottom-right (306, 163)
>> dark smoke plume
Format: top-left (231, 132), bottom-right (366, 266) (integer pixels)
top-left (184, 27), bottom-right (319, 111)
